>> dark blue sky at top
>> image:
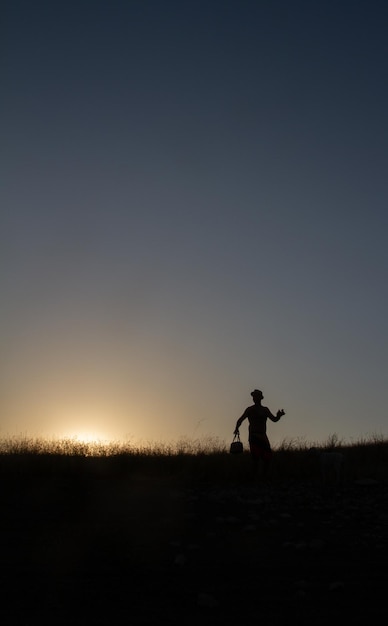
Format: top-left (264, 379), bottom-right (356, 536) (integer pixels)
top-left (2, 0), bottom-right (388, 443)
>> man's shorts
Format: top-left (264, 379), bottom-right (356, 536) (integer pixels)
top-left (249, 434), bottom-right (272, 461)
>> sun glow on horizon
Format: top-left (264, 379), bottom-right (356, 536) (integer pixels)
top-left (64, 431), bottom-right (111, 445)
top-left (50, 403), bottom-right (120, 446)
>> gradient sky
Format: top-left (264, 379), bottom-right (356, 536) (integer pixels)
top-left (2, 0), bottom-right (388, 448)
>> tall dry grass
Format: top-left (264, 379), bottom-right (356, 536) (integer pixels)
top-left (0, 433), bottom-right (387, 484)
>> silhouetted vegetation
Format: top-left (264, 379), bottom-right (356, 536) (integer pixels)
top-left (1, 433), bottom-right (386, 625)
top-left (0, 433), bottom-right (386, 484)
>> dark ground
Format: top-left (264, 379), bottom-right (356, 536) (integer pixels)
top-left (1, 466), bottom-right (387, 625)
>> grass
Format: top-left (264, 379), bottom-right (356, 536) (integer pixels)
top-left (0, 432), bottom-right (387, 484)
top-left (0, 433), bottom-right (386, 626)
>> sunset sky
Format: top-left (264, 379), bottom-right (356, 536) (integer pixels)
top-left (2, 0), bottom-right (387, 448)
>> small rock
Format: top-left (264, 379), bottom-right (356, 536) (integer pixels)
top-left (309, 539), bottom-right (324, 550)
top-left (295, 579), bottom-right (310, 591)
top-left (329, 581), bottom-right (345, 592)
top-left (197, 593), bottom-right (219, 608)
top-left (174, 553), bottom-right (186, 566)
top-left (242, 524), bottom-right (257, 532)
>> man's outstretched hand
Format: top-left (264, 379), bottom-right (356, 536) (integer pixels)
top-left (277, 409), bottom-right (285, 418)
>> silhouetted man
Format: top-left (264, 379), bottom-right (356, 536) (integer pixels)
top-left (234, 389), bottom-right (285, 479)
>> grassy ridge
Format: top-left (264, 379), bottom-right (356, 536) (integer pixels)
top-left (0, 433), bottom-right (387, 484)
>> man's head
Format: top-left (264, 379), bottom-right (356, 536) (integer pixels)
top-left (251, 389), bottom-right (263, 402)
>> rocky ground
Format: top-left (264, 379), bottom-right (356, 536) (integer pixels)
top-left (1, 472), bottom-right (387, 625)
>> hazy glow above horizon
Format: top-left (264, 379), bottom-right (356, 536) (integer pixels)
top-left (63, 432), bottom-right (111, 445)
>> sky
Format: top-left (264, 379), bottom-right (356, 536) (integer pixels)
top-left (2, 0), bottom-right (388, 448)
